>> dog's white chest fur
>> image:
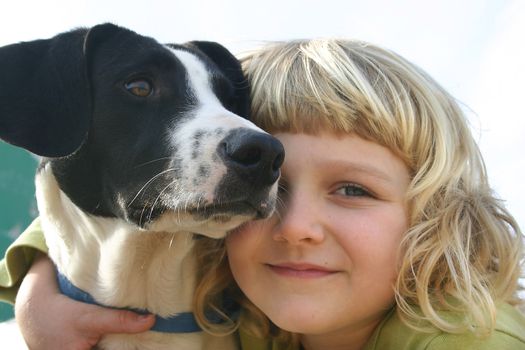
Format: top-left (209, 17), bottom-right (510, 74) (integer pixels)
top-left (36, 165), bottom-right (237, 350)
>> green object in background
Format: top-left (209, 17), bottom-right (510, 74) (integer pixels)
top-left (0, 142), bottom-right (38, 321)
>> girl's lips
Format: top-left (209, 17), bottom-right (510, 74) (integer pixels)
top-left (266, 263), bottom-right (338, 278)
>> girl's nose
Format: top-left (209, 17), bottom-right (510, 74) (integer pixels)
top-left (272, 191), bottom-right (325, 245)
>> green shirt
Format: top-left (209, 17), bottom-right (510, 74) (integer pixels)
top-left (2, 219), bottom-right (525, 349)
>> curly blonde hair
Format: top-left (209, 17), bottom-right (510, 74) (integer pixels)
top-left (194, 38), bottom-right (524, 339)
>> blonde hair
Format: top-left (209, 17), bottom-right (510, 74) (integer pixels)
top-left (194, 39), bottom-right (524, 339)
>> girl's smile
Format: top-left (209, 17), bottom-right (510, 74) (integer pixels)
top-left (265, 262), bottom-right (340, 279)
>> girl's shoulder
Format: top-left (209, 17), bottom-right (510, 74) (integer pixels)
top-left (0, 218), bottom-right (46, 304)
top-left (366, 303), bottom-right (525, 350)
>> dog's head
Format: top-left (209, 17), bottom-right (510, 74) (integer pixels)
top-left (0, 23), bottom-right (284, 237)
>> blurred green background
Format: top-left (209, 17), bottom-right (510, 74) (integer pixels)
top-left (0, 142), bottom-right (38, 321)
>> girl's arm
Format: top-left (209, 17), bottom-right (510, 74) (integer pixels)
top-left (0, 220), bottom-right (154, 349)
top-left (15, 253), bottom-right (155, 349)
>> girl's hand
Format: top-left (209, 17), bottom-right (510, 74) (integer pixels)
top-left (14, 254), bottom-right (155, 350)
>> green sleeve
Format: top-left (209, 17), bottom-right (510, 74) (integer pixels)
top-left (367, 304), bottom-right (525, 350)
top-left (238, 328), bottom-right (272, 350)
top-left (426, 332), bottom-right (525, 350)
top-left (426, 304), bottom-right (525, 350)
top-left (0, 218), bottom-right (48, 304)
top-left (238, 327), bottom-right (298, 350)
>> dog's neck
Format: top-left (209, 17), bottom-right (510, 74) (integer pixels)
top-left (36, 164), bottom-right (197, 317)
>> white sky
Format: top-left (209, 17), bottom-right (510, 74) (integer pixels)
top-left (1, 0), bottom-right (524, 231)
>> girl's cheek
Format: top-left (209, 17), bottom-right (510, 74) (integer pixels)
top-left (227, 220), bottom-right (271, 257)
top-left (227, 221), bottom-right (257, 246)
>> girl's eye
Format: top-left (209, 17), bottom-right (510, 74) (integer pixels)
top-left (335, 184), bottom-right (372, 197)
top-left (124, 79), bottom-right (153, 97)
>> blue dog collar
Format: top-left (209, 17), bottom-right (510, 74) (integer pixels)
top-left (56, 271), bottom-right (238, 333)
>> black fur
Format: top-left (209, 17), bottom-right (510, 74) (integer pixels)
top-left (0, 28), bottom-right (91, 157)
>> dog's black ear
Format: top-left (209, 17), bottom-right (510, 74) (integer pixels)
top-left (187, 41), bottom-right (250, 118)
top-left (0, 23), bottom-right (123, 158)
top-left (0, 29), bottom-right (90, 157)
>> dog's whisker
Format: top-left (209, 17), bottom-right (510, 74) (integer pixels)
top-left (148, 180), bottom-right (177, 221)
top-left (169, 234), bottom-right (175, 249)
top-left (139, 202), bottom-right (150, 227)
top-left (128, 168), bottom-right (176, 208)
top-left (275, 196), bottom-right (287, 222)
top-left (173, 184), bottom-right (187, 226)
top-left (133, 157), bottom-right (172, 169)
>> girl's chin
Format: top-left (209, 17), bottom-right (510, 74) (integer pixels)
top-left (272, 320), bottom-right (330, 335)
top-left (266, 309), bottom-right (332, 334)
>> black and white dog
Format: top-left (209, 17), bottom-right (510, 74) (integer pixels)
top-left (0, 23), bottom-right (283, 349)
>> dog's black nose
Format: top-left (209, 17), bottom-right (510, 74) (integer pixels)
top-left (220, 129), bottom-right (284, 185)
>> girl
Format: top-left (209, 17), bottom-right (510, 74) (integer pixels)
top-left (2, 38), bottom-right (525, 349)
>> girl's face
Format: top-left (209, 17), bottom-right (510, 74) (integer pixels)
top-left (226, 132), bottom-right (410, 344)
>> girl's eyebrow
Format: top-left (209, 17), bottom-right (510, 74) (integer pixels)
top-left (317, 159), bottom-right (398, 183)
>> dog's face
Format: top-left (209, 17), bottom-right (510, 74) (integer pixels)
top-left (0, 24), bottom-right (284, 237)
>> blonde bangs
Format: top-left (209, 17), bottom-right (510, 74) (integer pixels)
top-left (241, 40), bottom-right (374, 135)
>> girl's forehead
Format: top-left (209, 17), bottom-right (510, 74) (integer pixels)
top-left (274, 132), bottom-right (410, 180)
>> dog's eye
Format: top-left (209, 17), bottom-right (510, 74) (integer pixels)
top-left (124, 79), bottom-right (153, 97)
